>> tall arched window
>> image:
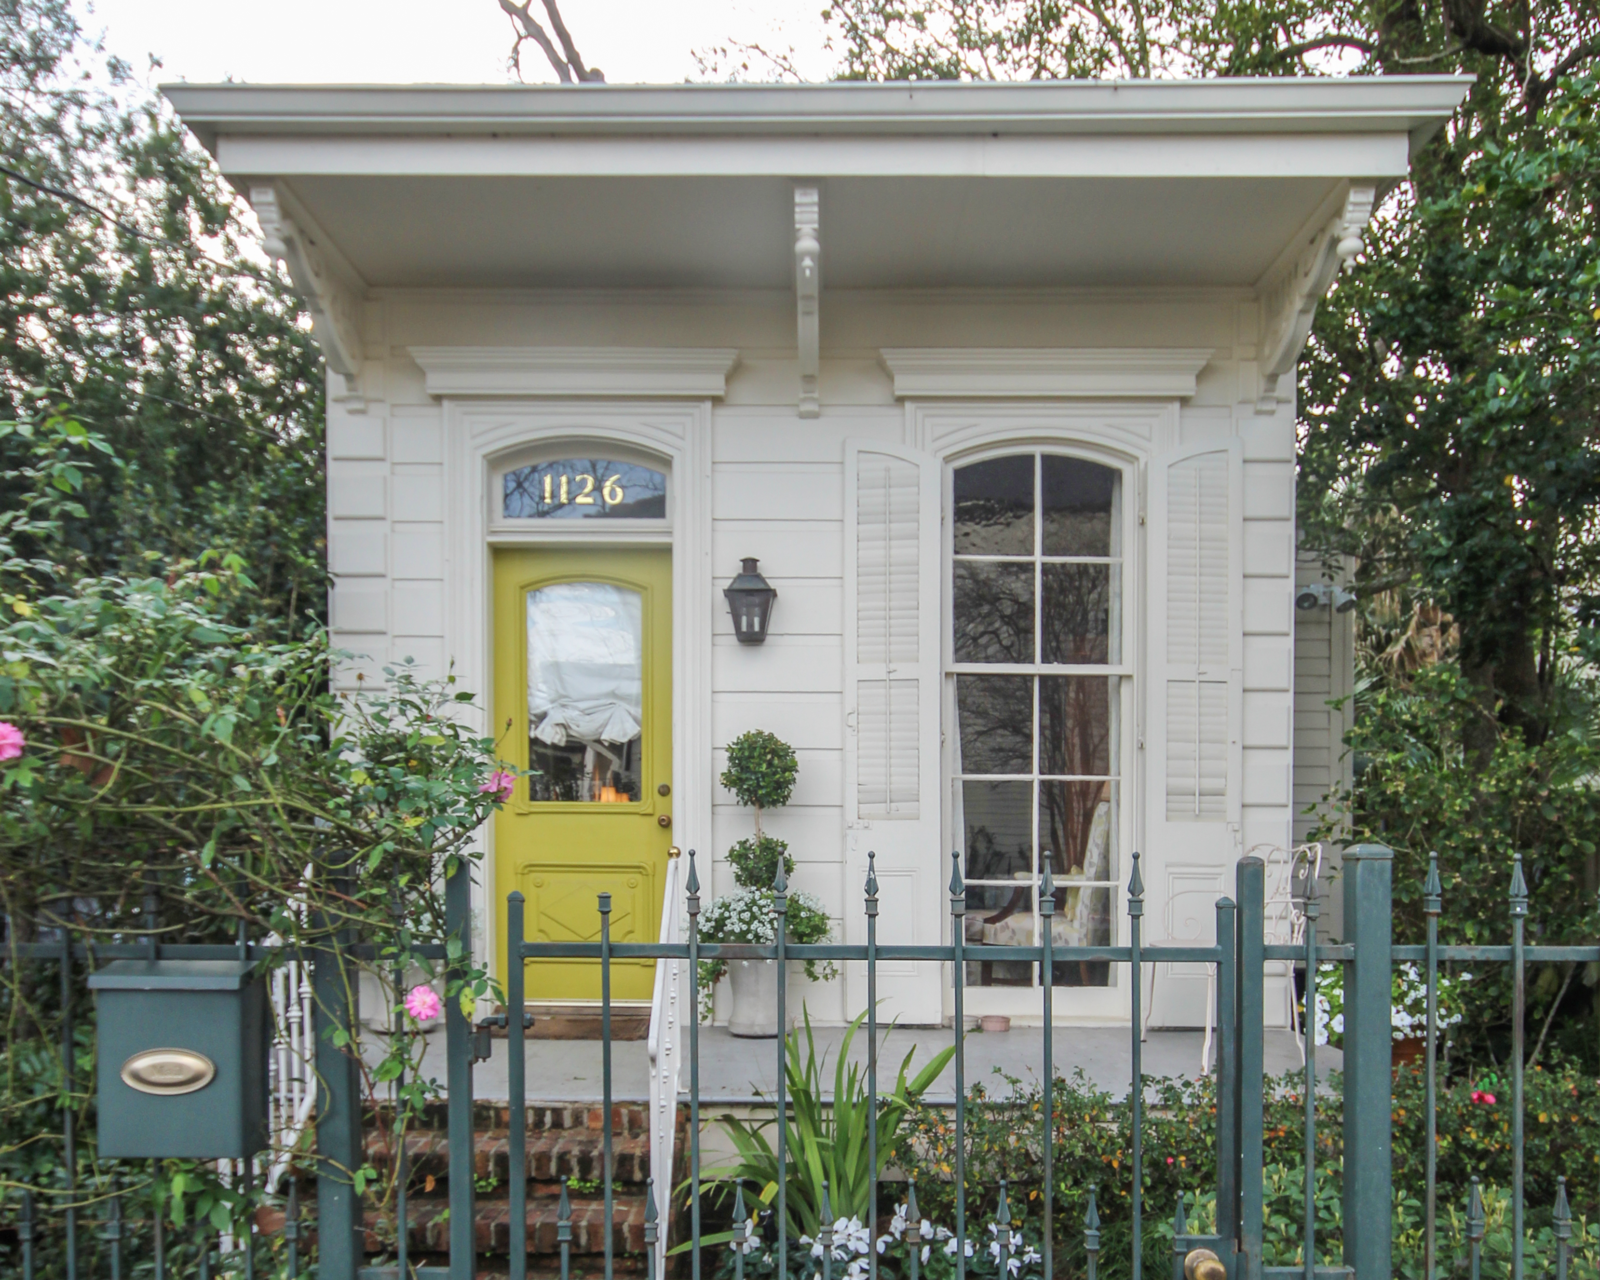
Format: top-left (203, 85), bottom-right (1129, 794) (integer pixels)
top-left (949, 452), bottom-right (1123, 988)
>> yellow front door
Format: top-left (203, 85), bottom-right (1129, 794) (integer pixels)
top-left (493, 547), bottom-right (672, 1001)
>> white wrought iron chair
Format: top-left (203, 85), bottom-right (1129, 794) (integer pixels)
top-left (1141, 883), bottom-right (1225, 1073)
top-left (1255, 842), bottom-right (1322, 1065)
top-left (1141, 843), bottom-right (1322, 1073)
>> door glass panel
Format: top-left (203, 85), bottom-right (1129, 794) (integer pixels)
top-left (526, 582), bottom-right (643, 802)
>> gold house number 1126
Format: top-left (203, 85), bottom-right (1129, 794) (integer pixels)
top-left (543, 473), bottom-right (627, 506)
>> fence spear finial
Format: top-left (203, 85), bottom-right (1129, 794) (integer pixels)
top-left (1424, 851), bottom-right (1442, 916)
top-left (686, 848), bottom-right (701, 914)
top-left (866, 851), bottom-right (880, 912)
top-left (1510, 853), bottom-right (1528, 917)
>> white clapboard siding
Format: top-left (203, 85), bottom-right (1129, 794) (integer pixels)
top-left (842, 441), bottom-right (943, 1023)
top-left (1144, 440), bottom-right (1243, 1028)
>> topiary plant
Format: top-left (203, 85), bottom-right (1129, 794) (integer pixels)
top-left (720, 729), bottom-right (798, 841)
top-left (727, 833), bottom-right (794, 891)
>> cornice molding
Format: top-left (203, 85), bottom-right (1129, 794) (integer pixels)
top-left (250, 183), bottom-right (365, 401)
top-left (879, 348), bottom-right (1214, 399)
top-left (408, 347), bottom-right (741, 398)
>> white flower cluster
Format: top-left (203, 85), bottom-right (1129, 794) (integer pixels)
top-left (699, 888), bottom-right (830, 945)
top-left (772, 1203), bottom-right (1041, 1280)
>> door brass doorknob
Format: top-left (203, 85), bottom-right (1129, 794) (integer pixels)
top-left (658, 814), bottom-right (671, 828)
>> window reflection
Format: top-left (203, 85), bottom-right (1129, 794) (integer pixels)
top-left (956, 675), bottom-right (1032, 775)
top-left (526, 582), bottom-right (643, 802)
top-left (952, 563), bottom-right (1034, 663)
top-left (950, 452), bottom-right (1123, 989)
top-left (953, 455), bottom-right (1033, 555)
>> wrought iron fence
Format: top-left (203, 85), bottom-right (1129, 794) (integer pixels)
top-left (1, 843), bottom-right (1596, 1280)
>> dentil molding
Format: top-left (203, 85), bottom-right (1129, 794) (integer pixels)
top-left (408, 347), bottom-right (741, 398)
top-left (878, 347), bottom-right (1214, 399)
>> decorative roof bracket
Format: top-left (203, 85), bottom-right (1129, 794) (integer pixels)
top-left (794, 185), bottom-right (821, 419)
top-left (250, 183), bottom-right (366, 405)
top-left (1255, 183), bottom-right (1377, 412)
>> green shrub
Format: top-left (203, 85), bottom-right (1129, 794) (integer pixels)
top-left (884, 1061), bottom-right (1600, 1280)
top-left (728, 833), bottom-right (795, 890)
top-left (721, 730), bottom-right (799, 837)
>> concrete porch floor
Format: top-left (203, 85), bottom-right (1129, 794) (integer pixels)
top-left (381, 1025), bottom-right (1337, 1103)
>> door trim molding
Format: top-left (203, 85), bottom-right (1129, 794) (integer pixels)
top-left (444, 398), bottom-right (714, 973)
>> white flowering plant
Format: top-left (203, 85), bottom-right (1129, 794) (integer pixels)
top-left (1314, 961), bottom-right (1470, 1048)
top-left (711, 1202), bottom-right (1044, 1280)
top-left (697, 887), bottom-right (837, 1013)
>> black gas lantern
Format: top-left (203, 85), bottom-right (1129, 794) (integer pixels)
top-left (724, 557), bottom-right (777, 644)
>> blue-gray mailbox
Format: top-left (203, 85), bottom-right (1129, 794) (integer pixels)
top-left (88, 959), bottom-right (269, 1159)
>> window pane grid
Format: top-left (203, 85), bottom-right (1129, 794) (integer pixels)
top-left (951, 451), bottom-right (1124, 991)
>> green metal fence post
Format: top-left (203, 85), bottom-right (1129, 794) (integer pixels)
top-left (1236, 856), bottom-right (1264, 1280)
top-left (1213, 895), bottom-right (1238, 1275)
top-left (313, 866), bottom-right (362, 1280)
top-left (446, 858), bottom-right (476, 1280)
top-left (1342, 844), bottom-right (1393, 1280)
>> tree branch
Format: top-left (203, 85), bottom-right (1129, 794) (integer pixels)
top-left (1273, 33), bottom-right (1377, 62)
top-left (1526, 37), bottom-right (1600, 112)
top-left (498, 0), bottom-right (573, 84)
top-left (538, 0), bottom-right (604, 81)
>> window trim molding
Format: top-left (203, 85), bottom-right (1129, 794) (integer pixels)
top-left (913, 405), bottom-right (1173, 1021)
top-left (881, 347), bottom-right (1213, 400)
top-left (443, 397), bottom-right (713, 979)
top-left (411, 346), bottom-right (741, 399)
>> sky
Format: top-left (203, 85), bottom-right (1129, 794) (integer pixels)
top-left (74, 0), bottom-right (835, 89)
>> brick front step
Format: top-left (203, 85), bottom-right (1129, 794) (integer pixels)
top-left (360, 1193), bottom-right (650, 1256)
top-left (364, 1128), bottom-right (650, 1184)
top-left (367, 1101), bottom-right (650, 1138)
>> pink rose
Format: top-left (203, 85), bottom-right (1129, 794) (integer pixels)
top-left (404, 985), bottom-right (442, 1022)
top-left (0, 722), bottom-right (23, 762)
top-left (479, 769), bottom-right (516, 802)
top-left (1471, 1089), bottom-right (1496, 1105)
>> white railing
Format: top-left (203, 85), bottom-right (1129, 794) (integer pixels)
top-left (646, 851), bottom-right (685, 1276)
top-left (266, 956), bottom-right (316, 1190)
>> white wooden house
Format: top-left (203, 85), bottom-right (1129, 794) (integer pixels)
top-left (168, 77), bottom-right (1464, 1031)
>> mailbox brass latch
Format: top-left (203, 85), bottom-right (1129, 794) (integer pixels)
top-left (120, 1048), bottom-right (216, 1096)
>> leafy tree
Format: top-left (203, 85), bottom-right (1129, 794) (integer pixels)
top-left (0, 0), bottom-right (324, 637)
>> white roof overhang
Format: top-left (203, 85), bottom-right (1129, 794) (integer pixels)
top-left (164, 78), bottom-right (1469, 410)
top-left (166, 78), bottom-right (1468, 293)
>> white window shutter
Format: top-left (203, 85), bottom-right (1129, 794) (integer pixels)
top-left (843, 440), bottom-right (942, 1023)
top-left (1142, 439), bottom-right (1243, 1030)
top-left (1150, 443), bottom-right (1243, 826)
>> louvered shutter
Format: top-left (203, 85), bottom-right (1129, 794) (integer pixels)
top-left (1163, 451), bottom-right (1233, 820)
top-left (1144, 440), bottom-right (1243, 1027)
top-left (843, 441), bottom-right (942, 1024)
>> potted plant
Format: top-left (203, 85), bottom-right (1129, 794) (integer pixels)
top-left (701, 731), bottom-right (834, 1035)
